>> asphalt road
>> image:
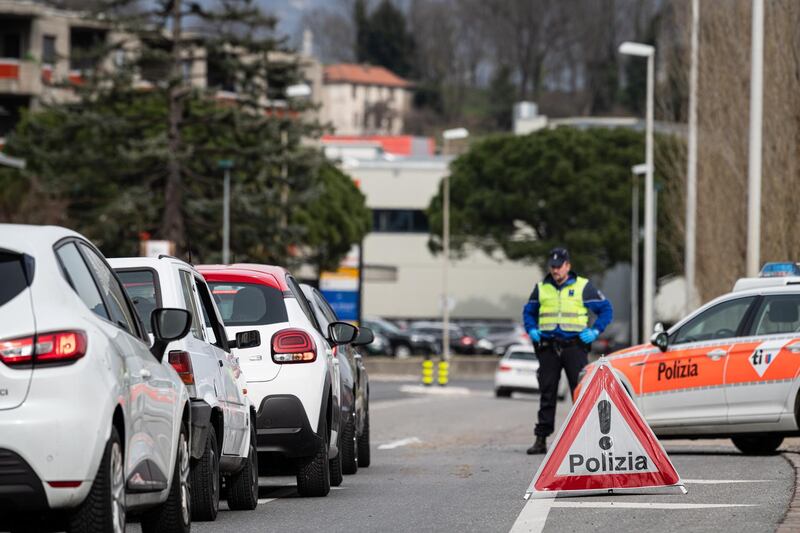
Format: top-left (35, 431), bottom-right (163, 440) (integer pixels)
top-left (130, 378), bottom-right (795, 533)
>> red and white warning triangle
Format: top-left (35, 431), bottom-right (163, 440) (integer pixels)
top-left (526, 359), bottom-right (686, 498)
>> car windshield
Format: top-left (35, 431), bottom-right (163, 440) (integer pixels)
top-left (508, 351), bottom-right (536, 361)
top-left (208, 282), bottom-right (288, 326)
top-left (117, 269), bottom-right (158, 333)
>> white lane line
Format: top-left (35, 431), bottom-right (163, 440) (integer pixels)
top-left (509, 496), bottom-right (555, 533)
top-left (550, 502), bottom-right (757, 509)
top-left (683, 479), bottom-right (773, 484)
top-left (399, 384), bottom-right (471, 396)
top-left (258, 498), bottom-right (278, 505)
top-left (378, 437), bottom-right (422, 450)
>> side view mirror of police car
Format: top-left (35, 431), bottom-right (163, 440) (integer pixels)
top-left (353, 326), bottom-right (375, 346)
top-left (328, 321), bottom-right (359, 345)
top-left (650, 323), bottom-right (669, 353)
top-left (150, 308), bottom-right (192, 362)
top-left (232, 330), bottom-right (261, 349)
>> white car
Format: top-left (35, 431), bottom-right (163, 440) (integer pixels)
top-left (494, 344), bottom-right (568, 399)
top-left (0, 225), bottom-right (192, 533)
top-left (111, 256), bottom-right (260, 520)
top-left (198, 264), bottom-right (357, 497)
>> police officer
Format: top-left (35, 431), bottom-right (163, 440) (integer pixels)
top-left (522, 247), bottom-right (613, 454)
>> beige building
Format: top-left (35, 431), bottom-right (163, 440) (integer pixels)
top-left (321, 64), bottom-right (412, 136)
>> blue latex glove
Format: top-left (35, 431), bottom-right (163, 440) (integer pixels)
top-left (528, 328), bottom-right (541, 343)
top-left (579, 328), bottom-right (599, 344)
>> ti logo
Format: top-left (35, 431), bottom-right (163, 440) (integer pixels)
top-left (749, 340), bottom-right (782, 378)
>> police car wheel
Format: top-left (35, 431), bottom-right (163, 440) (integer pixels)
top-left (731, 434), bottom-right (783, 455)
top-left (495, 387), bottom-right (512, 398)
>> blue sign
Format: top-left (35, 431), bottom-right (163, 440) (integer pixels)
top-left (321, 289), bottom-right (359, 322)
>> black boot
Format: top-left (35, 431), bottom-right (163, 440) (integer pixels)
top-left (526, 436), bottom-right (547, 455)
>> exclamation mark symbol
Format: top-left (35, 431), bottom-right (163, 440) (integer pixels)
top-left (598, 399), bottom-right (613, 450)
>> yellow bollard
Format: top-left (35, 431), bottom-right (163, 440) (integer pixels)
top-left (422, 359), bottom-right (434, 386)
top-left (437, 360), bottom-right (449, 386)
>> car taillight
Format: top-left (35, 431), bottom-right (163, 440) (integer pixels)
top-left (0, 331), bottom-right (87, 367)
top-left (272, 329), bottom-right (316, 364)
top-left (461, 336), bottom-right (474, 345)
top-left (168, 351), bottom-right (194, 385)
top-left (498, 364), bottom-right (512, 372)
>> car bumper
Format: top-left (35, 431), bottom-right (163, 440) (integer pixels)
top-left (253, 394), bottom-right (322, 459)
top-left (495, 371), bottom-right (540, 390)
top-left (0, 448), bottom-right (49, 514)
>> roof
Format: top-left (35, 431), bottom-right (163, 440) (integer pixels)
top-left (196, 263), bottom-right (289, 291)
top-left (324, 64), bottom-right (412, 88)
top-left (322, 135), bottom-right (434, 157)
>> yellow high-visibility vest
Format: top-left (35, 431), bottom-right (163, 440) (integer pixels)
top-left (537, 277), bottom-right (589, 332)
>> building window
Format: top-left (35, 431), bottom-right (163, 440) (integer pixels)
top-left (0, 32), bottom-right (21, 58)
top-left (42, 35), bottom-right (56, 64)
top-left (372, 209), bottom-right (429, 233)
top-left (181, 59), bottom-right (192, 82)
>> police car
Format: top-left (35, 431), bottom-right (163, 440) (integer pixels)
top-left (575, 262), bottom-right (800, 455)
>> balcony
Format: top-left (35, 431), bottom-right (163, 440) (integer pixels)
top-left (0, 59), bottom-right (40, 95)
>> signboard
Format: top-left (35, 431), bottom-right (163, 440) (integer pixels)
top-left (140, 239), bottom-right (174, 258)
top-left (320, 245), bottom-right (361, 322)
top-left (526, 360), bottom-right (685, 499)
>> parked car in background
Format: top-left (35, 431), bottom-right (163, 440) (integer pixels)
top-left (409, 321), bottom-right (476, 355)
top-left (459, 323), bottom-right (495, 354)
top-left (198, 264), bottom-right (357, 497)
top-left (494, 344), bottom-right (567, 399)
top-left (363, 316), bottom-right (437, 357)
top-left (0, 225), bottom-right (193, 533)
top-left (484, 322), bottom-right (532, 355)
top-left (360, 329), bottom-right (392, 356)
top-left (112, 256), bottom-right (260, 520)
top-left (302, 284), bottom-right (372, 474)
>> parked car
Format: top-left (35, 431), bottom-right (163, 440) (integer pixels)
top-left (301, 284), bottom-right (373, 474)
top-left (409, 321), bottom-right (477, 355)
top-left (494, 344), bottom-right (567, 399)
top-left (484, 322), bottom-right (532, 355)
top-left (362, 316), bottom-right (437, 357)
top-left (459, 323), bottom-right (496, 354)
top-left (0, 225), bottom-right (192, 533)
top-left (112, 256), bottom-right (260, 520)
top-left (198, 264), bottom-right (357, 496)
top-left (360, 329), bottom-right (392, 356)
top-left (575, 267), bottom-right (800, 455)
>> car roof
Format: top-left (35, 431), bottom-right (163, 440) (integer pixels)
top-left (196, 263), bottom-right (288, 291)
top-left (0, 224), bottom-right (84, 254)
top-left (505, 343), bottom-right (534, 354)
top-left (732, 276), bottom-right (800, 293)
top-left (109, 255), bottom-right (196, 273)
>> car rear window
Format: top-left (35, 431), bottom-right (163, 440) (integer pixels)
top-left (0, 252), bottom-right (30, 307)
top-left (209, 282), bottom-right (288, 326)
top-left (508, 351), bottom-right (536, 361)
top-left (117, 270), bottom-right (159, 333)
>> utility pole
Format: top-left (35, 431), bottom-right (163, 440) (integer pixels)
top-left (746, 0), bottom-right (764, 277)
top-left (219, 159), bottom-right (234, 263)
top-left (685, 0), bottom-right (699, 313)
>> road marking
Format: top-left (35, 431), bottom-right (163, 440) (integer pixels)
top-left (258, 498), bottom-right (278, 505)
top-left (399, 384), bottom-right (472, 396)
top-left (683, 478), bottom-right (773, 484)
top-left (550, 502), bottom-right (757, 509)
top-left (378, 437), bottom-right (422, 450)
top-left (509, 496), bottom-right (555, 533)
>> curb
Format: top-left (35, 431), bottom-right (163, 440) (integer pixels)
top-left (778, 451), bottom-right (800, 532)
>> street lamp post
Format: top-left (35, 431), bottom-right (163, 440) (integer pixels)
top-left (631, 163), bottom-right (648, 345)
top-left (218, 159), bottom-right (234, 264)
top-left (441, 127), bottom-right (469, 362)
top-left (685, 0), bottom-right (699, 314)
top-left (746, 0), bottom-right (764, 277)
top-left (619, 41), bottom-right (656, 341)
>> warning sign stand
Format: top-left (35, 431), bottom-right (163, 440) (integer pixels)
top-left (525, 358), bottom-right (686, 499)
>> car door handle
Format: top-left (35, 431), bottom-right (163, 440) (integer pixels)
top-left (706, 349), bottom-right (727, 360)
top-left (139, 369), bottom-right (152, 380)
top-left (786, 342), bottom-right (800, 353)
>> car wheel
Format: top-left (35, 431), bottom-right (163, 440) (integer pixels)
top-left (495, 387), bottom-right (512, 398)
top-left (68, 426), bottom-right (125, 533)
top-left (731, 434), bottom-right (784, 455)
top-left (227, 423), bottom-right (259, 510)
top-left (190, 425), bottom-right (219, 521)
top-left (394, 344), bottom-right (412, 359)
top-left (341, 415), bottom-right (358, 475)
top-left (356, 410), bottom-right (371, 468)
top-left (296, 415), bottom-right (331, 497)
top-left (141, 423), bottom-right (191, 533)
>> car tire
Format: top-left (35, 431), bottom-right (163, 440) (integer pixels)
top-left (341, 415), bottom-right (358, 475)
top-left (394, 344), bottom-right (412, 359)
top-left (67, 426), bottom-right (126, 533)
top-left (227, 423), bottom-right (259, 511)
top-left (731, 434), bottom-right (784, 455)
top-left (357, 410), bottom-right (371, 468)
top-left (141, 423), bottom-right (191, 533)
top-left (296, 415), bottom-right (330, 497)
top-left (495, 387), bottom-right (512, 398)
top-left (190, 425), bottom-right (219, 521)
top-left (329, 429), bottom-right (343, 487)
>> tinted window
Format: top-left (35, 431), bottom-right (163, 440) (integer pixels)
top-left (286, 275), bottom-right (320, 330)
top-left (751, 295), bottom-right (800, 336)
top-left (209, 282), bottom-right (288, 326)
top-left (672, 297), bottom-right (755, 344)
top-left (0, 252), bottom-right (29, 306)
top-left (194, 276), bottom-right (226, 348)
top-left (179, 270), bottom-right (204, 340)
top-left (372, 209), bottom-right (429, 233)
top-left (78, 243), bottom-right (137, 334)
top-left (117, 269), bottom-right (159, 333)
top-left (508, 351), bottom-right (536, 361)
top-left (56, 243), bottom-right (109, 320)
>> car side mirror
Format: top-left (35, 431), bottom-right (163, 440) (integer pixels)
top-left (150, 308), bottom-right (191, 362)
top-left (232, 330), bottom-right (261, 349)
top-left (328, 321), bottom-right (358, 346)
top-left (650, 323), bottom-right (668, 353)
top-left (353, 326), bottom-right (375, 346)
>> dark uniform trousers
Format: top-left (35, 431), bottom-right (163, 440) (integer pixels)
top-left (534, 340), bottom-right (589, 437)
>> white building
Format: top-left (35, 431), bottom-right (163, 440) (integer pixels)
top-left (321, 64), bottom-right (413, 136)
